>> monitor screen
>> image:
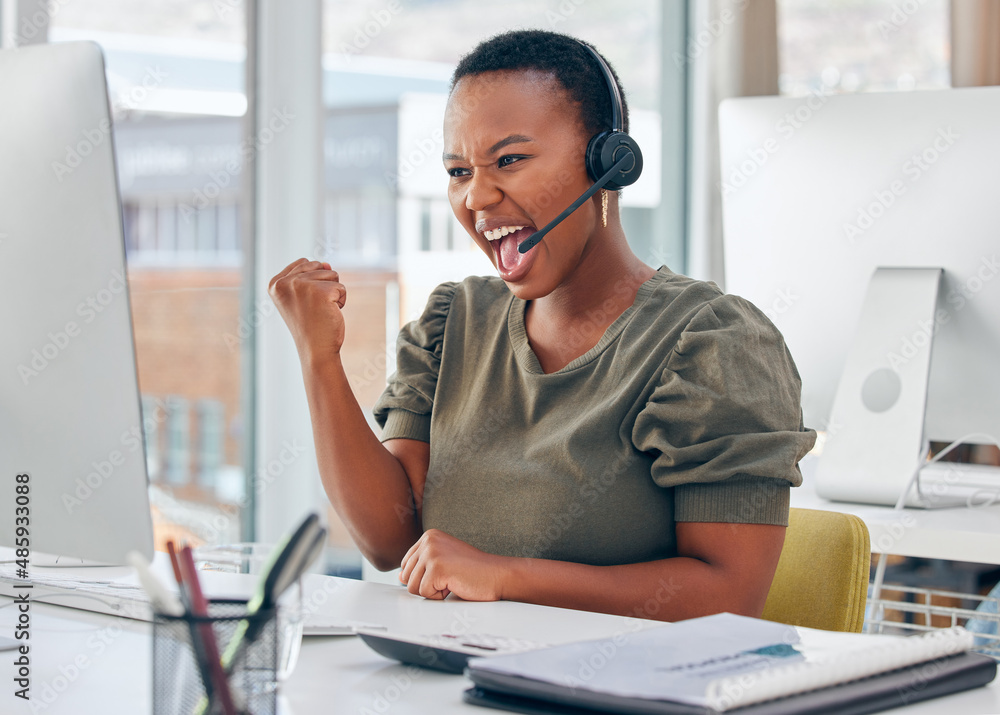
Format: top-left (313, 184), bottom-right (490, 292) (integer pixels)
top-left (719, 87), bottom-right (1000, 504)
top-left (0, 42), bottom-right (154, 564)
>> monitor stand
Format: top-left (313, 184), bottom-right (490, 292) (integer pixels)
top-left (815, 267), bottom-right (945, 507)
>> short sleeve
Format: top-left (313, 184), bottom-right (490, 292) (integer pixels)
top-left (373, 282), bottom-right (457, 442)
top-left (632, 294), bottom-right (816, 526)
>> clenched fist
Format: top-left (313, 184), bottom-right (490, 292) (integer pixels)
top-left (269, 259), bottom-right (348, 360)
top-left (399, 529), bottom-right (509, 602)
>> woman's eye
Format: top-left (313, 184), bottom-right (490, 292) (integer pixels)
top-left (498, 155), bottom-right (524, 168)
top-left (447, 167), bottom-right (470, 178)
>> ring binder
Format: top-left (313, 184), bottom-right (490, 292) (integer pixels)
top-left (463, 613), bottom-right (997, 715)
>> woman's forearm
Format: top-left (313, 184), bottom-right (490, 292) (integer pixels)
top-left (498, 522), bottom-right (785, 621)
top-left (499, 556), bottom-right (764, 622)
top-left (300, 352), bottom-right (421, 569)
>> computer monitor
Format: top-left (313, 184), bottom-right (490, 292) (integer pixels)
top-left (0, 42), bottom-right (154, 563)
top-left (719, 87), bottom-right (1000, 507)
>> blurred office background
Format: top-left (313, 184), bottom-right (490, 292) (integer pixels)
top-left (0, 0), bottom-right (994, 598)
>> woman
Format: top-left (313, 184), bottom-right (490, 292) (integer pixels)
top-left (269, 30), bottom-right (815, 622)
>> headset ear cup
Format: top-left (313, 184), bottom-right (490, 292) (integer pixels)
top-left (585, 130), bottom-right (643, 189)
top-left (585, 131), bottom-right (611, 183)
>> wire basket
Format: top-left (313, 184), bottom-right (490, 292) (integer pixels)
top-left (152, 598), bottom-right (278, 715)
top-left (867, 583), bottom-right (1000, 660)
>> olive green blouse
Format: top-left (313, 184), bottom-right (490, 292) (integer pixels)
top-left (373, 267), bottom-right (816, 566)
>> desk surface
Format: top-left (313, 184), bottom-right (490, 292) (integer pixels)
top-left (1, 569), bottom-right (999, 714)
top-left (791, 454), bottom-right (1000, 565)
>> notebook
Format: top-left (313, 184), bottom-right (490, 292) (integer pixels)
top-left (463, 613), bottom-right (997, 714)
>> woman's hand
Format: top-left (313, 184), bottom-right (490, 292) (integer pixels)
top-left (268, 259), bottom-right (346, 360)
top-left (399, 529), bottom-right (509, 601)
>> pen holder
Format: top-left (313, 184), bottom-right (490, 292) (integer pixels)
top-left (152, 599), bottom-right (278, 715)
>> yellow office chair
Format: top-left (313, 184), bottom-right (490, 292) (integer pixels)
top-left (761, 507), bottom-right (871, 633)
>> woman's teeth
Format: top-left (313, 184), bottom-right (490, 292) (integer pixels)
top-left (484, 225), bottom-right (525, 241)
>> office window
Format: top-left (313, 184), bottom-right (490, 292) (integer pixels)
top-left (217, 201), bottom-right (239, 253)
top-left (419, 199), bottom-right (432, 252)
top-left (49, 1), bottom-right (251, 549)
top-left (157, 200), bottom-right (178, 252)
top-left (778, 0), bottom-right (950, 95)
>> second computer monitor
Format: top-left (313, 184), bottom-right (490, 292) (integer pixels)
top-left (720, 86), bottom-right (1000, 505)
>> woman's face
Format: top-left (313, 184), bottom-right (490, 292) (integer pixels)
top-left (443, 70), bottom-right (597, 298)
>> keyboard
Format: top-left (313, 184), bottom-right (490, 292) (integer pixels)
top-left (356, 628), bottom-right (547, 674)
top-left (0, 565), bottom-right (375, 636)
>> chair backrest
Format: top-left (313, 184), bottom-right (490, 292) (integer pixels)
top-left (761, 507), bottom-right (871, 632)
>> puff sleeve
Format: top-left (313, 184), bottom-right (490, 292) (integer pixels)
top-left (373, 282), bottom-right (457, 442)
top-left (632, 294), bottom-right (816, 526)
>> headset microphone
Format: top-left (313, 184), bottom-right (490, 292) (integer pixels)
top-left (517, 153), bottom-right (634, 253)
top-left (517, 41), bottom-right (643, 254)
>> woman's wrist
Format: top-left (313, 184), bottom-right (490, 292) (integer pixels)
top-left (299, 344), bottom-right (343, 373)
top-left (494, 555), bottom-right (530, 602)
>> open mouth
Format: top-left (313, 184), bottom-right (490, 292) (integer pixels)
top-left (484, 225), bottom-right (536, 278)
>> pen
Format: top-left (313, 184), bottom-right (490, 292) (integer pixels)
top-left (179, 545), bottom-right (238, 715)
top-left (166, 540), bottom-right (217, 707)
top-left (167, 539), bottom-right (184, 595)
top-left (167, 539), bottom-right (215, 701)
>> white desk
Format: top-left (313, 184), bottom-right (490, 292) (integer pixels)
top-left (1, 571), bottom-right (998, 714)
top-left (791, 454), bottom-right (1000, 564)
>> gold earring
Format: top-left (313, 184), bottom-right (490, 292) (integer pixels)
top-left (601, 189), bottom-right (608, 228)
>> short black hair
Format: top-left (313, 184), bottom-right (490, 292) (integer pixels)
top-left (451, 29), bottom-right (629, 137)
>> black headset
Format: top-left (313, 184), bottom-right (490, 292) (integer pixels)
top-left (579, 41), bottom-right (644, 190)
top-left (517, 41), bottom-right (643, 253)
